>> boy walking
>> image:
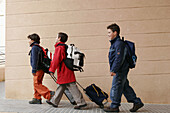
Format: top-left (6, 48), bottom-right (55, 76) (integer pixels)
top-left (47, 32), bottom-right (87, 109)
top-left (28, 33), bottom-right (54, 104)
top-left (103, 24), bottom-right (144, 112)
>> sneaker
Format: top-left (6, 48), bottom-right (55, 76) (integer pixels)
top-left (130, 103), bottom-right (144, 112)
top-left (46, 100), bottom-right (58, 108)
top-left (46, 100), bottom-right (53, 105)
top-left (74, 104), bottom-right (87, 109)
top-left (103, 107), bottom-right (119, 112)
top-left (71, 101), bottom-right (77, 105)
top-left (29, 98), bottom-right (42, 104)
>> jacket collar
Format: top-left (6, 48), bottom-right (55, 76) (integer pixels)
top-left (30, 42), bottom-right (39, 47)
top-left (55, 42), bottom-right (65, 47)
top-left (110, 35), bottom-right (120, 44)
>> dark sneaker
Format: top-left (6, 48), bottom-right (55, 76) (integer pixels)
top-left (71, 101), bottom-right (77, 105)
top-left (74, 104), bottom-right (87, 109)
top-left (103, 107), bottom-right (119, 112)
top-left (130, 103), bottom-right (144, 112)
top-left (46, 100), bottom-right (53, 105)
top-left (46, 100), bottom-right (58, 108)
top-left (29, 98), bottom-right (42, 104)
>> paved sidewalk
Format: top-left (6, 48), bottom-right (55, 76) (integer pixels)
top-left (0, 99), bottom-right (170, 113)
top-left (0, 81), bottom-right (5, 99)
top-left (0, 82), bottom-right (170, 113)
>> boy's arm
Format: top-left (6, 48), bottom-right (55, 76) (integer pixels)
top-left (49, 47), bottom-right (64, 73)
top-left (31, 46), bottom-right (39, 74)
top-left (110, 42), bottom-right (126, 73)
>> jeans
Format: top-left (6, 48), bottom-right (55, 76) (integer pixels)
top-left (110, 69), bottom-right (142, 108)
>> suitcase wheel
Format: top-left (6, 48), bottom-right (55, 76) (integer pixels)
top-left (99, 104), bottom-right (104, 108)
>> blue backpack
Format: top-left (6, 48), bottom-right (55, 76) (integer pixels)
top-left (122, 37), bottom-right (137, 69)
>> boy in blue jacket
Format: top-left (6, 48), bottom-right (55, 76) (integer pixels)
top-left (103, 24), bottom-right (144, 112)
top-left (28, 33), bottom-right (54, 104)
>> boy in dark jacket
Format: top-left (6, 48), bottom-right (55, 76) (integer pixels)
top-left (103, 24), bottom-right (144, 112)
top-left (47, 32), bottom-right (87, 109)
top-left (28, 33), bottom-right (54, 104)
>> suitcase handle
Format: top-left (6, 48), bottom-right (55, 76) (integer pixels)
top-left (49, 74), bottom-right (57, 82)
top-left (49, 74), bottom-right (85, 91)
top-left (49, 74), bottom-right (84, 91)
top-left (76, 81), bottom-right (86, 91)
top-left (103, 99), bottom-right (108, 105)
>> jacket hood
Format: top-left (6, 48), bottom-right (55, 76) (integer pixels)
top-left (55, 42), bottom-right (65, 47)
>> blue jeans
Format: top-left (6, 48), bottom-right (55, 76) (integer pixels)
top-left (110, 69), bottom-right (142, 108)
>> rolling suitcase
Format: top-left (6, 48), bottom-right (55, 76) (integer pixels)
top-left (76, 82), bottom-right (108, 108)
top-left (49, 74), bottom-right (76, 105)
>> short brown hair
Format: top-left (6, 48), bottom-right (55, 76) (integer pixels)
top-left (27, 33), bottom-right (40, 44)
top-left (107, 23), bottom-right (120, 35)
top-left (58, 32), bottom-right (68, 42)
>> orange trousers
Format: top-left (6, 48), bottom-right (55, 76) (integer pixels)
top-left (33, 70), bottom-right (51, 100)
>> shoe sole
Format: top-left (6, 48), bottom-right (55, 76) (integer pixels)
top-left (46, 100), bottom-right (58, 108)
top-left (46, 100), bottom-right (53, 105)
top-left (29, 102), bottom-right (42, 104)
top-left (74, 104), bottom-right (87, 109)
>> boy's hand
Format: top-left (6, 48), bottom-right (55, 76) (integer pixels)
top-left (50, 72), bottom-right (54, 76)
top-left (110, 72), bottom-right (116, 76)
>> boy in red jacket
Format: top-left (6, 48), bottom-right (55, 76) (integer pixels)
top-left (47, 32), bottom-right (87, 109)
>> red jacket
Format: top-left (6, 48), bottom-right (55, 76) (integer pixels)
top-left (49, 42), bottom-right (76, 84)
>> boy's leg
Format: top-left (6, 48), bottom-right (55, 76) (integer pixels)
top-left (110, 74), bottom-right (124, 108)
top-left (110, 69), bottom-right (129, 109)
top-left (33, 88), bottom-right (41, 100)
top-left (123, 79), bottom-right (144, 112)
top-left (66, 82), bottom-right (86, 106)
top-left (104, 70), bottom-right (129, 112)
top-left (123, 79), bottom-right (142, 104)
top-left (33, 70), bottom-right (51, 100)
top-left (50, 84), bottom-right (66, 106)
top-left (64, 88), bottom-right (76, 105)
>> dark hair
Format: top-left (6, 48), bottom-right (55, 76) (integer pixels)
top-left (27, 33), bottom-right (40, 44)
top-left (58, 32), bottom-right (68, 42)
top-left (107, 23), bottom-right (120, 35)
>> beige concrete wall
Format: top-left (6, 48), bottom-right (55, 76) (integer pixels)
top-left (6, 0), bottom-right (170, 104)
top-left (0, 0), bottom-right (5, 46)
top-left (0, 65), bottom-right (5, 81)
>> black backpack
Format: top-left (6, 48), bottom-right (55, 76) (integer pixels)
top-left (122, 37), bottom-right (137, 69)
top-left (29, 44), bottom-right (52, 73)
top-left (38, 47), bottom-right (52, 73)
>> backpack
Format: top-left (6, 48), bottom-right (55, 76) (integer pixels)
top-left (76, 82), bottom-right (108, 108)
top-left (57, 44), bottom-right (85, 72)
top-left (35, 44), bottom-right (52, 73)
top-left (122, 37), bottom-right (137, 69)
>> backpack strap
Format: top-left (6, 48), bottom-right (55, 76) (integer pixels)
top-left (56, 43), bottom-right (68, 55)
top-left (116, 37), bottom-right (128, 69)
top-left (33, 44), bottom-right (47, 58)
top-left (73, 65), bottom-right (84, 72)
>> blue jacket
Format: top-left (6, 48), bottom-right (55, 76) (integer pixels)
top-left (109, 36), bottom-right (129, 73)
top-left (29, 42), bottom-right (42, 73)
